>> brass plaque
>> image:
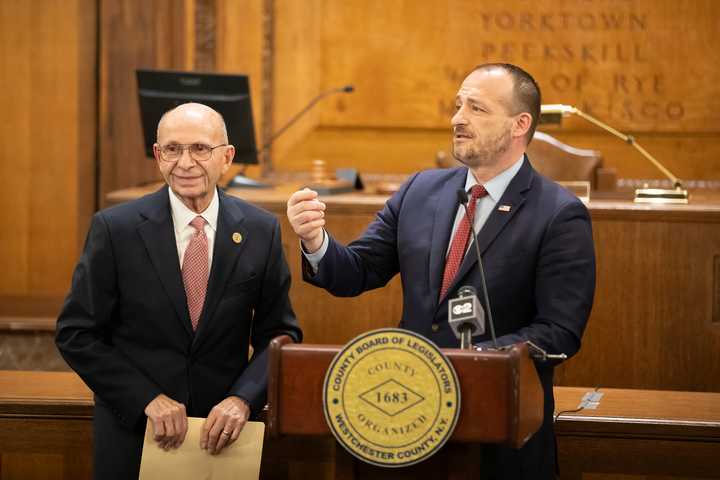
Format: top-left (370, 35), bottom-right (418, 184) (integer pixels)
top-left (323, 328), bottom-right (460, 468)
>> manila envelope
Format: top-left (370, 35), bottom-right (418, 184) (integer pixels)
top-left (139, 417), bottom-right (265, 480)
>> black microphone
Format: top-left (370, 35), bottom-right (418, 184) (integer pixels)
top-left (456, 188), bottom-right (499, 348)
top-left (448, 286), bottom-right (485, 350)
top-left (257, 85), bottom-right (354, 154)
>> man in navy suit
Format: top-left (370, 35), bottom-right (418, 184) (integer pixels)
top-left (286, 63), bottom-right (595, 479)
top-left (57, 103), bottom-right (301, 479)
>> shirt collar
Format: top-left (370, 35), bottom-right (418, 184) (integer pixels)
top-left (168, 186), bottom-right (219, 233)
top-left (463, 154), bottom-right (525, 203)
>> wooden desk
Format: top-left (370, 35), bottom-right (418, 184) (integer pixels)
top-left (107, 183), bottom-right (720, 393)
top-left (554, 386), bottom-right (720, 479)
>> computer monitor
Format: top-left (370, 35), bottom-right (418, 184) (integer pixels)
top-left (137, 69), bottom-right (268, 188)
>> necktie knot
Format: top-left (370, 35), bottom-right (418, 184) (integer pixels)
top-left (469, 184), bottom-right (487, 202)
top-left (190, 216), bottom-right (206, 233)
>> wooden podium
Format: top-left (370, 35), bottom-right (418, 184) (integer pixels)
top-left (267, 336), bottom-right (544, 479)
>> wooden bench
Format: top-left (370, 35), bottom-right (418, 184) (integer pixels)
top-left (554, 386), bottom-right (720, 479)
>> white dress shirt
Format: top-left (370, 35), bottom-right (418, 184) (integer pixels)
top-left (303, 155), bottom-right (525, 269)
top-left (168, 186), bottom-right (219, 268)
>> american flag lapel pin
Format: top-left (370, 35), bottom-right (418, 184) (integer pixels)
top-left (498, 204), bottom-right (512, 212)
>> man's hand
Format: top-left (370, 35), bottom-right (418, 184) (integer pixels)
top-left (287, 188), bottom-right (326, 254)
top-left (200, 396), bottom-right (250, 455)
top-left (144, 394), bottom-right (188, 450)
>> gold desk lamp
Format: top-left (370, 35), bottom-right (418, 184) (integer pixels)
top-left (540, 104), bottom-right (689, 204)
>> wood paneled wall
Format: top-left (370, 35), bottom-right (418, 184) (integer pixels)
top-left (0, 0), bottom-right (96, 315)
top-left (269, 0), bottom-right (323, 171)
top-left (269, 0), bottom-right (720, 182)
top-left (215, 0), bottom-right (266, 179)
top-left (95, 0), bottom-right (720, 186)
top-left (3, 0), bottom-right (720, 320)
top-left (98, 0), bottom-right (195, 205)
top-left (98, 0), bottom-right (270, 200)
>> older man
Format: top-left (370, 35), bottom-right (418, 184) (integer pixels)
top-left (286, 63), bottom-right (595, 479)
top-left (57, 103), bottom-right (301, 479)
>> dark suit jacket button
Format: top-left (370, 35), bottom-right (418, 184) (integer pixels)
top-left (431, 323), bottom-right (439, 332)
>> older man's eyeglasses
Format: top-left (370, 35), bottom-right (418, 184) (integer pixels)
top-left (157, 143), bottom-right (228, 162)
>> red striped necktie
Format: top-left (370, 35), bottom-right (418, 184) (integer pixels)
top-left (440, 184), bottom-right (487, 300)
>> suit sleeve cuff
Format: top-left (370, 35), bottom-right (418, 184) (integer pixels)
top-left (300, 230), bottom-right (328, 274)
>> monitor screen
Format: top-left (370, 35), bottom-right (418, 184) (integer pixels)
top-left (136, 69), bottom-right (258, 165)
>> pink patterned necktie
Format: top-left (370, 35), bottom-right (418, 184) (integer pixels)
top-left (440, 185), bottom-right (488, 300)
top-left (182, 216), bottom-right (209, 331)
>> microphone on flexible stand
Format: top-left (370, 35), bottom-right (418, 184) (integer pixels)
top-left (258, 85), bottom-right (354, 155)
top-left (456, 188), bottom-right (499, 349)
top-left (456, 189), bottom-right (568, 361)
top-left (227, 84), bottom-right (355, 189)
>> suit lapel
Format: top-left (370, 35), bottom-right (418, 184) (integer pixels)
top-left (428, 168), bottom-right (468, 305)
top-left (137, 187), bottom-right (193, 337)
top-left (192, 190), bottom-right (248, 350)
top-left (449, 157), bottom-right (534, 293)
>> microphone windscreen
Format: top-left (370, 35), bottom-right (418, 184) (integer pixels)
top-left (457, 285), bottom-right (477, 297)
top-left (456, 188), bottom-right (469, 205)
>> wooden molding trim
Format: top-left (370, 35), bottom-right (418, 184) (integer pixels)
top-left (0, 317), bottom-right (56, 332)
top-left (0, 295), bottom-right (64, 318)
top-left (260, 0), bottom-right (275, 175)
top-left (194, 0), bottom-right (216, 71)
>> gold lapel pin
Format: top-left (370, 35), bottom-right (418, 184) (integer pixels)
top-left (232, 232), bottom-right (243, 244)
top-left (498, 205), bottom-right (512, 212)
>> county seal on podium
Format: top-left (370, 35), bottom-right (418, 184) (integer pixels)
top-left (323, 328), bottom-right (461, 467)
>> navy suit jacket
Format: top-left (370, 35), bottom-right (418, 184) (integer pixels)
top-left (57, 187), bottom-right (301, 479)
top-left (304, 158), bottom-right (595, 479)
